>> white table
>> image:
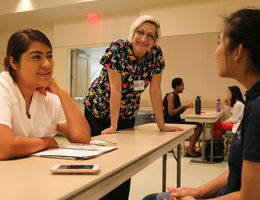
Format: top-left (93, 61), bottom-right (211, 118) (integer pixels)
top-left (185, 111), bottom-right (224, 163)
top-left (0, 123), bottom-right (195, 200)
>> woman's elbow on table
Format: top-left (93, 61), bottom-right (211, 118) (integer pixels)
top-left (68, 134), bottom-right (91, 144)
top-left (0, 145), bottom-right (13, 160)
top-left (59, 123), bottom-right (91, 144)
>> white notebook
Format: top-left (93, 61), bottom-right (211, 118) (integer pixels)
top-left (32, 143), bottom-right (117, 160)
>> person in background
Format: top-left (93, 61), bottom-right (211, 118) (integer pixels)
top-left (163, 78), bottom-right (203, 157)
top-left (143, 8), bottom-right (260, 200)
top-left (0, 28), bottom-right (91, 160)
top-left (84, 15), bottom-right (182, 200)
top-left (213, 86), bottom-right (245, 139)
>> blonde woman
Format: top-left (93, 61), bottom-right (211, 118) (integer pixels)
top-left (84, 15), bottom-right (182, 200)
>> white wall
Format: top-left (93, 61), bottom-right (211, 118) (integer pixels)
top-left (1, 0), bottom-right (259, 106)
top-left (53, 12), bottom-right (138, 47)
top-left (141, 0), bottom-right (260, 36)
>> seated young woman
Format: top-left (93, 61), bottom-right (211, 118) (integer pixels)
top-left (213, 86), bottom-right (245, 139)
top-left (0, 28), bottom-right (91, 160)
top-left (143, 8), bottom-right (260, 200)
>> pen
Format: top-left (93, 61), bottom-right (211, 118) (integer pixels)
top-left (101, 139), bottom-right (117, 145)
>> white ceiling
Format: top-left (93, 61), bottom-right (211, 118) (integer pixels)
top-left (0, 0), bottom-right (189, 31)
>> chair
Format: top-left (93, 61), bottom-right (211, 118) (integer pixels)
top-left (182, 141), bottom-right (186, 155)
top-left (224, 131), bottom-right (235, 155)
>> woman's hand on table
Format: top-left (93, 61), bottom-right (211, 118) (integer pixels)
top-left (42, 136), bottom-right (59, 149)
top-left (160, 125), bottom-right (184, 132)
top-left (101, 126), bottom-right (117, 135)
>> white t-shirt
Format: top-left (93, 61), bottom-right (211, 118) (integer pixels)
top-left (225, 100), bottom-right (244, 133)
top-left (0, 71), bottom-right (66, 138)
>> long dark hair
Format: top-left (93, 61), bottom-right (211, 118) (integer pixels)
top-left (223, 8), bottom-right (260, 74)
top-left (4, 28), bottom-right (52, 82)
top-left (228, 86), bottom-right (245, 107)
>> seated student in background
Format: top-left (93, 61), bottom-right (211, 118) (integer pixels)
top-left (0, 28), bottom-right (91, 160)
top-left (163, 78), bottom-right (202, 157)
top-left (213, 86), bottom-right (245, 139)
top-left (144, 8), bottom-right (260, 200)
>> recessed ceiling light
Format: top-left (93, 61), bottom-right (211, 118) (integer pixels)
top-left (16, 0), bottom-right (34, 13)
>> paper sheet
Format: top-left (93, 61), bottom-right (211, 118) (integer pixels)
top-left (32, 143), bottom-right (117, 160)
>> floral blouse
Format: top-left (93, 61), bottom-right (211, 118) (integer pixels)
top-left (84, 39), bottom-right (165, 120)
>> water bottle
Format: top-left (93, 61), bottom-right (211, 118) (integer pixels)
top-left (195, 96), bottom-right (201, 114)
top-left (216, 98), bottom-right (221, 112)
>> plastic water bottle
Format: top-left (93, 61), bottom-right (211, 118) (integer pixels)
top-left (195, 96), bottom-right (201, 114)
top-left (216, 98), bottom-right (221, 112)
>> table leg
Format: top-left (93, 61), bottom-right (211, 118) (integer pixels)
top-left (162, 154), bottom-right (167, 192)
top-left (210, 123), bottom-right (214, 163)
top-left (202, 122), bottom-right (206, 162)
top-left (177, 143), bottom-right (181, 187)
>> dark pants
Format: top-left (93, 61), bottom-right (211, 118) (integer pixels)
top-left (165, 118), bottom-right (197, 125)
top-left (84, 107), bottom-right (135, 200)
top-left (84, 108), bottom-right (135, 137)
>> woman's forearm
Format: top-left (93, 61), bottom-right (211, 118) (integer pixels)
top-left (150, 74), bottom-right (165, 130)
top-left (0, 125), bottom-right (58, 160)
top-left (107, 68), bottom-right (122, 131)
top-left (57, 88), bottom-right (90, 143)
top-left (168, 105), bottom-right (187, 117)
top-left (151, 91), bottom-right (165, 130)
top-left (198, 170), bottom-right (229, 199)
top-left (109, 86), bottom-right (121, 130)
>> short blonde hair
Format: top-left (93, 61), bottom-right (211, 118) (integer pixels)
top-left (128, 15), bottom-right (161, 44)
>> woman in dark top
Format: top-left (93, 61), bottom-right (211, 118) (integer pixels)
top-left (163, 78), bottom-right (202, 157)
top-left (144, 8), bottom-right (260, 200)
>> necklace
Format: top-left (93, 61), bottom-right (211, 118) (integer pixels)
top-left (26, 111), bottom-right (31, 119)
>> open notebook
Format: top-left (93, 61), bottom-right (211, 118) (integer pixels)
top-left (32, 143), bottom-right (118, 160)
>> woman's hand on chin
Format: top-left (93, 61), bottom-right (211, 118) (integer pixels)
top-left (36, 87), bottom-right (48, 96)
top-left (37, 78), bottom-right (63, 96)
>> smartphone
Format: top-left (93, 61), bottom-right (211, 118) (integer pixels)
top-left (50, 164), bottom-right (100, 174)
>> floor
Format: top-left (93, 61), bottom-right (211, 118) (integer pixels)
top-left (129, 148), bottom-right (228, 200)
